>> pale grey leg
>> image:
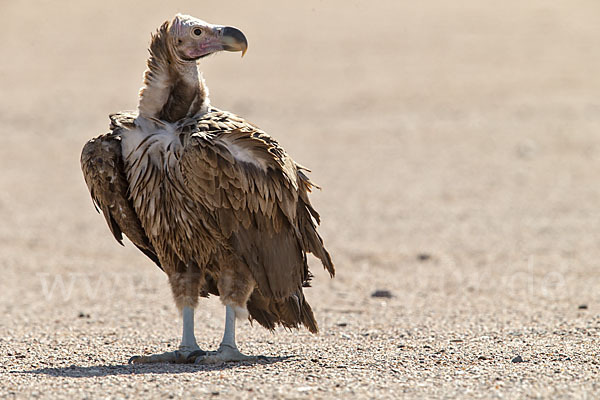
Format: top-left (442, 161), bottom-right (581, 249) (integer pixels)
top-left (195, 305), bottom-right (262, 364)
top-left (219, 305), bottom-right (237, 350)
top-left (129, 306), bottom-right (203, 364)
top-left (180, 306), bottom-right (201, 352)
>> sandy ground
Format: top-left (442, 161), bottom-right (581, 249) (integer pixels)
top-left (1, 0), bottom-right (600, 398)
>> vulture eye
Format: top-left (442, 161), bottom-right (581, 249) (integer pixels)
top-left (192, 28), bottom-right (203, 37)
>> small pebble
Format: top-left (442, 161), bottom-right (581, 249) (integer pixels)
top-left (417, 253), bottom-right (431, 261)
top-left (512, 355), bottom-right (524, 363)
top-left (578, 304), bottom-right (588, 310)
top-left (371, 290), bottom-right (393, 298)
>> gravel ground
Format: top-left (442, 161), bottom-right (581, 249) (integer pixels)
top-left (2, 0), bottom-right (600, 398)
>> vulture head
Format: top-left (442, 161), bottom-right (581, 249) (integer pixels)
top-left (167, 14), bottom-right (248, 61)
top-left (139, 14), bottom-right (248, 121)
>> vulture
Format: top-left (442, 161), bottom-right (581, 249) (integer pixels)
top-left (80, 14), bottom-right (334, 364)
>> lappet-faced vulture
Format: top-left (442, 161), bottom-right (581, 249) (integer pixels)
top-left (81, 14), bottom-right (334, 364)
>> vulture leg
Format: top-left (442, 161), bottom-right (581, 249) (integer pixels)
top-left (190, 263), bottom-right (262, 364)
top-left (195, 305), bottom-right (264, 364)
top-left (129, 306), bottom-right (205, 364)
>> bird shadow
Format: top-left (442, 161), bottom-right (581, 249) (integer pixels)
top-left (16, 356), bottom-right (292, 378)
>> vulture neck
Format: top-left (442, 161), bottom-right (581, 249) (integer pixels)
top-left (138, 25), bottom-right (209, 123)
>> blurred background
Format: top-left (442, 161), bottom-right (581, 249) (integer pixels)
top-left (1, 0), bottom-right (600, 397)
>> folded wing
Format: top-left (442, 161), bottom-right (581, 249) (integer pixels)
top-left (179, 110), bottom-right (334, 303)
top-left (80, 120), bottom-right (162, 269)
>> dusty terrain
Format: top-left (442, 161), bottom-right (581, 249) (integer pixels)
top-left (1, 0), bottom-right (600, 398)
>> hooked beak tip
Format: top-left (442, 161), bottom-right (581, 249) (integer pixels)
top-left (221, 26), bottom-right (248, 57)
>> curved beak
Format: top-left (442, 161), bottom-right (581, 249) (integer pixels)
top-left (219, 26), bottom-right (248, 57)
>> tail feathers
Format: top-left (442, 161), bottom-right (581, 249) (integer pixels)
top-left (247, 290), bottom-right (319, 334)
top-left (299, 297), bottom-right (318, 334)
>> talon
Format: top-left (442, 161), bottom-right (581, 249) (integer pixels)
top-left (172, 350), bottom-right (186, 364)
top-left (194, 356), bottom-right (206, 365)
top-left (187, 349), bottom-right (207, 362)
top-left (128, 355), bottom-right (140, 365)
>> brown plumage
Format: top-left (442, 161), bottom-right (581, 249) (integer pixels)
top-left (80, 14), bottom-right (333, 363)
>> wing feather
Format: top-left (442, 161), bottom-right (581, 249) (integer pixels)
top-left (81, 128), bottom-right (162, 270)
top-left (179, 109), bottom-right (334, 300)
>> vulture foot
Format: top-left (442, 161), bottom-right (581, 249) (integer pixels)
top-left (194, 344), bottom-right (265, 365)
top-left (128, 347), bottom-right (207, 364)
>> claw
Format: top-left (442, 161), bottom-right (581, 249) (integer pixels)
top-left (128, 355), bottom-right (141, 365)
top-left (186, 349), bottom-right (207, 363)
